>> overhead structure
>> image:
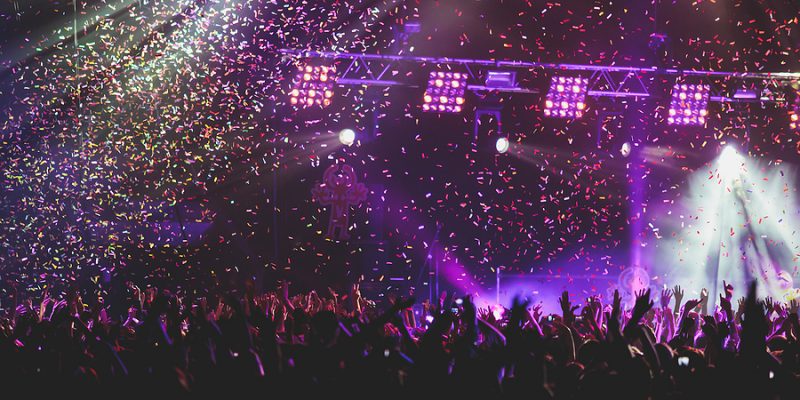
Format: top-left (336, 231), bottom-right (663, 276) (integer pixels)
top-left (280, 48), bottom-right (800, 102)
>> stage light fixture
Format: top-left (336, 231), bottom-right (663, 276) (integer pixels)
top-left (289, 64), bottom-right (336, 108)
top-left (667, 83), bottom-right (710, 125)
top-left (491, 304), bottom-right (504, 321)
top-left (790, 109), bottom-right (799, 130)
top-left (495, 137), bottom-right (510, 154)
top-left (544, 76), bottom-right (588, 118)
top-left (422, 70), bottom-right (467, 113)
top-left (485, 71), bottom-right (517, 89)
top-left (620, 142), bottom-right (632, 157)
top-left (338, 128), bottom-right (356, 146)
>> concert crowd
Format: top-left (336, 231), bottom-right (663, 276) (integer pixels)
top-left (1, 278), bottom-right (799, 399)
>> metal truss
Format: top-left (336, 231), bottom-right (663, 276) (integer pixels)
top-left (587, 69), bottom-right (650, 98)
top-left (280, 48), bottom-right (800, 102)
top-left (333, 53), bottom-right (405, 87)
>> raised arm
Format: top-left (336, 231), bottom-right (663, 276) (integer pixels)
top-left (558, 291), bottom-right (579, 327)
top-left (673, 285), bottom-right (684, 317)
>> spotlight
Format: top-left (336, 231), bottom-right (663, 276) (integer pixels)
top-left (422, 69), bottom-right (467, 113)
top-left (491, 304), bottom-right (504, 321)
top-left (790, 111), bottom-right (799, 130)
top-left (789, 91), bottom-right (800, 131)
top-left (667, 83), bottom-right (709, 125)
top-left (495, 137), bottom-right (510, 154)
top-left (718, 145), bottom-right (743, 181)
top-left (620, 142), bottom-right (631, 157)
top-left (544, 76), bottom-right (588, 118)
top-left (338, 128), bottom-right (356, 146)
top-left (289, 63), bottom-right (336, 108)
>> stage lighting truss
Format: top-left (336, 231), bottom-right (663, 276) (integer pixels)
top-left (667, 83), bottom-right (710, 126)
top-left (289, 64), bottom-right (336, 108)
top-left (544, 76), bottom-right (589, 119)
top-left (280, 49), bottom-right (800, 123)
top-left (423, 70), bottom-right (467, 113)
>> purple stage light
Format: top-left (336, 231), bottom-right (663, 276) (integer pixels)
top-left (422, 70), bottom-right (467, 113)
top-left (789, 93), bottom-right (800, 132)
top-left (543, 76), bottom-right (588, 118)
top-left (289, 64), bottom-right (335, 108)
top-left (667, 83), bottom-right (710, 126)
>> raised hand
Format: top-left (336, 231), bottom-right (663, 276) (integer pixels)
top-left (611, 289), bottom-right (622, 321)
top-left (774, 301), bottom-right (786, 317)
top-left (38, 290), bottom-right (52, 321)
top-left (698, 288), bottom-right (709, 315)
top-left (719, 294), bottom-right (733, 317)
top-left (660, 288), bottom-right (673, 309)
top-left (484, 307), bottom-right (498, 326)
top-left (683, 299), bottom-right (701, 315)
top-left (438, 290), bottom-right (448, 312)
top-left (477, 306), bottom-right (489, 321)
top-left (49, 299), bottom-right (67, 321)
top-left (606, 289), bottom-right (624, 341)
top-left (764, 296), bottom-right (775, 315)
top-left (790, 299), bottom-right (799, 316)
top-left (631, 288), bottom-right (654, 323)
top-left (673, 285), bottom-right (684, 311)
top-left (702, 315), bottom-right (729, 342)
top-left (558, 291), bottom-right (579, 325)
top-left (722, 280), bottom-right (734, 301)
top-left (531, 303), bottom-right (543, 323)
top-left (734, 296), bottom-right (746, 323)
